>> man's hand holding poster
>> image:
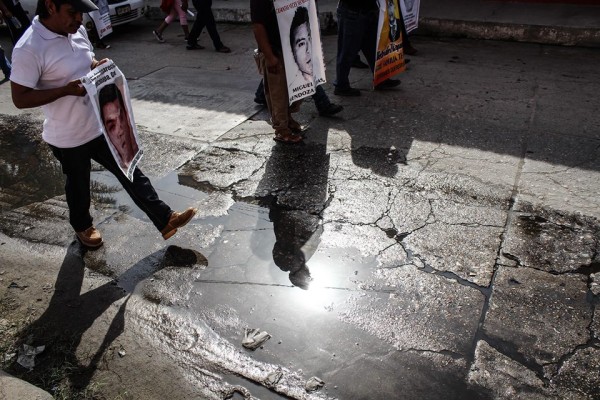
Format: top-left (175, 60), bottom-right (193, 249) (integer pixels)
top-left (374, 0), bottom-right (406, 87)
top-left (81, 60), bottom-right (143, 181)
top-left (275, 0), bottom-right (326, 105)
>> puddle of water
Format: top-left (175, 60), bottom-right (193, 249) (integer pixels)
top-left (0, 116), bottom-right (64, 210)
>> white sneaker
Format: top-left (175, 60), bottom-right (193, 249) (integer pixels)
top-left (153, 30), bottom-right (165, 43)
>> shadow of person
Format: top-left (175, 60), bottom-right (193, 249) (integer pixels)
top-left (255, 138), bottom-right (329, 290)
top-left (9, 242), bottom-right (205, 394)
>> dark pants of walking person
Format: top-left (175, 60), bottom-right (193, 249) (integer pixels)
top-left (187, 0), bottom-right (226, 51)
top-left (49, 136), bottom-right (172, 233)
top-left (334, 4), bottom-right (378, 90)
top-left (0, 46), bottom-right (10, 79)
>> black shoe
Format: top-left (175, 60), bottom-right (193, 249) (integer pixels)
top-left (318, 102), bottom-right (343, 117)
top-left (375, 79), bottom-right (401, 90)
top-left (186, 42), bottom-right (205, 50)
top-left (404, 44), bottom-right (418, 56)
top-left (352, 58), bottom-right (369, 69)
top-left (334, 86), bottom-right (361, 96)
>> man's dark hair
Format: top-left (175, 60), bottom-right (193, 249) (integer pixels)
top-left (289, 6), bottom-right (310, 50)
top-left (98, 83), bottom-right (125, 122)
top-left (36, 0), bottom-right (69, 18)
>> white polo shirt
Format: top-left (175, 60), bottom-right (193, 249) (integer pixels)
top-left (11, 17), bottom-right (103, 148)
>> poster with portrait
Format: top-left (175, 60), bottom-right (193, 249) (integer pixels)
top-left (81, 60), bottom-right (143, 181)
top-left (275, 0), bottom-right (326, 105)
top-left (89, 0), bottom-right (113, 39)
top-left (399, 0), bottom-right (420, 33)
top-left (374, 0), bottom-right (406, 87)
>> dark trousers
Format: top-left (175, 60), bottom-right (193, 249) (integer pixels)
top-left (49, 136), bottom-right (172, 233)
top-left (334, 5), bottom-right (378, 89)
top-left (0, 47), bottom-right (10, 78)
top-left (187, 0), bottom-right (224, 50)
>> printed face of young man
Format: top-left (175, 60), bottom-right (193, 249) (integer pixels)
top-left (292, 23), bottom-right (313, 78)
top-left (102, 99), bottom-right (136, 167)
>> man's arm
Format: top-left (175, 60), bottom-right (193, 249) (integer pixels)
top-left (11, 57), bottom-right (110, 109)
top-left (252, 23), bottom-right (280, 74)
top-left (11, 80), bottom-right (86, 109)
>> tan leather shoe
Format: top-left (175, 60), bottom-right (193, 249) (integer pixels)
top-left (76, 226), bottom-right (103, 248)
top-left (161, 207), bottom-right (197, 240)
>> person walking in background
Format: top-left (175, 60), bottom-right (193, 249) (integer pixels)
top-left (10, 0), bottom-right (197, 248)
top-left (251, 0), bottom-right (303, 143)
top-left (334, 0), bottom-right (400, 96)
top-left (186, 0), bottom-right (230, 52)
top-left (87, 0), bottom-right (111, 49)
top-left (0, 0), bottom-right (30, 44)
top-left (153, 0), bottom-right (190, 43)
top-left (0, 45), bottom-right (10, 80)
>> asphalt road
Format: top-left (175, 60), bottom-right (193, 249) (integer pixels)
top-left (0, 17), bottom-right (599, 400)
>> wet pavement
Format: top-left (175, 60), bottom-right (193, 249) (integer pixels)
top-left (1, 17), bottom-right (600, 400)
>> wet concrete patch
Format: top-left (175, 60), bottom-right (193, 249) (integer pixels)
top-left (0, 115), bottom-right (64, 212)
top-left (483, 266), bottom-right (592, 367)
top-left (500, 208), bottom-right (599, 273)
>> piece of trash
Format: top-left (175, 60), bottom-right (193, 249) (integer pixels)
top-left (118, 349), bottom-right (126, 357)
top-left (264, 369), bottom-right (283, 387)
top-left (8, 282), bottom-right (28, 290)
top-left (242, 328), bottom-right (271, 350)
top-left (17, 344), bottom-right (45, 370)
top-left (305, 376), bottom-right (324, 392)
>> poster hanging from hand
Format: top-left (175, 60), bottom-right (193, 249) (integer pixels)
top-left (89, 0), bottom-right (113, 39)
top-left (275, 0), bottom-right (326, 105)
top-left (374, 0), bottom-right (406, 87)
top-left (81, 60), bottom-right (143, 181)
top-left (399, 0), bottom-right (420, 33)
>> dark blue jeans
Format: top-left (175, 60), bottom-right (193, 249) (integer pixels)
top-left (255, 80), bottom-right (331, 111)
top-left (335, 4), bottom-right (378, 89)
top-left (49, 136), bottom-right (172, 232)
top-left (0, 47), bottom-right (10, 78)
top-left (187, 0), bottom-right (224, 49)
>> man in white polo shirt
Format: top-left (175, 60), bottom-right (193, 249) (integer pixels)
top-left (10, 0), bottom-right (196, 248)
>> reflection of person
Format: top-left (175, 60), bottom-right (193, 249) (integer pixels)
top-left (289, 6), bottom-right (312, 82)
top-left (251, 0), bottom-right (303, 143)
top-left (10, 0), bottom-right (196, 248)
top-left (98, 83), bottom-right (139, 170)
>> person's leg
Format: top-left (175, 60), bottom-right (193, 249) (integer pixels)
top-left (89, 136), bottom-right (172, 231)
top-left (48, 142), bottom-right (95, 232)
top-left (187, 0), bottom-right (206, 48)
top-left (334, 5), bottom-right (364, 94)
top-left (0, 46), bottom-right (11, 79)
top-left (398, 8), bottom-right (417, 55)
top-left (261, 55), bottom-right (301, 142)
top-left (312, 85), bottom-right (343, 116)
top-left (254, 79), bottom-right (266, 104)
top-left (360, 9), bottom-right (379, 73)
top-left (173, 0), bottom-right (189, 39)
top-left (200, 0), bottom-right (230, 51)
top-left (153, 18), bottom-right (169, 42)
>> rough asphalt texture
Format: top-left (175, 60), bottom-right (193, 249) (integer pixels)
top-left (0, 1), bottom-right (599, 399)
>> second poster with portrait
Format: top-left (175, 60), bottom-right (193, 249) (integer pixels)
top-left (275, 0), bottom-right (326, 105)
